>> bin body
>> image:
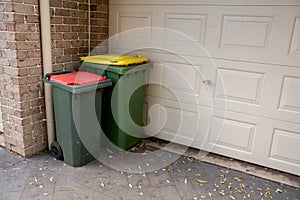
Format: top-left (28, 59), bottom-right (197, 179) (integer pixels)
top-left (81, 62), bottom-right (152, 150)
top-left (45, 72), bottom-right (111, 167)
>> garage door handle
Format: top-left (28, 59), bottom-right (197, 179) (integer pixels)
top-left (202, 80), bottom-right (212, 85)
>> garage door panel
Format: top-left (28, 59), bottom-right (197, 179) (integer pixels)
top-left (145, 96), bottom-right (200, 145)
top-left (220, 15), bottom-right (273, 50)
top-left (289, 17), bottom-right (300, 56)
top-left (209, 6), bottom-right (300, 67)
top-left (269, 129), bottom-right (300, 166)
top-left (209, 117), bottom-right (256, 153)
top-left (215, 68), bottom-right (264, 105)
top-left (147, 58), bottom-right (202, 104)
top-left (160, 106), bottom-right (198, 138)
top-left (165, 13), bottom-right (207, 44)
top-left (279, 76), bottom-right (300, 113)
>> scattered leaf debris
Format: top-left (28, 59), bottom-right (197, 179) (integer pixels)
top-left (196, 179), bottom-right (208, 184)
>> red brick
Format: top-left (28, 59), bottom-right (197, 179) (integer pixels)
top-left (56, 55), bottom-right (72, 63)
top-left (71, 40), bottom-right (87, 47)
top-left (55, 8), bottom-right (70, 16)
top-left (14, 23), bottom-right (37, 34)
top-left (64, 47), bottom-right (78, 55)
top-left (52, 48), bottom-right (64, 57)
top-left (51, 32), bottom-right (63, 40)
top-left (55, 24), bottom-right (70, 32)
top-left (30, 98), bottom-right (44, 107)
top-left (23, 0), bottom-right (38, 5)
top-left (29, 66), bottom-right (42, 75)
top-left (14, 14), bottom-right (25, 22)
top-left (28, 49), bottom-right (41, 58)
top-left (63, 33), bottom-right (78, 40)
top-left (63, 17), bottom-right (78, 24)
top-left (25, 14), bottom-right (39, 23)
top-left (12, 4), bottom-right (34, 14)
top-left (78, 3), bottom-right (88, 10)
top-left (50, 16), bottom-right (63, 24)
top-left (63, 1), bottom-right (78, 9)
top-left (55, 40), bottom-right (71, 48)
top-left (70, 10), bottom-right (86, 18)
top-left (50, 0), bottom-right (62, 7)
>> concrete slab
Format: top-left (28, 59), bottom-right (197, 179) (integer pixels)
top-left (0, 144), bottom-right (299, 200)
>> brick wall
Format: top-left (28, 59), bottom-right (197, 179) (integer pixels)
top-left (50, 0), bottom-right (109, 71)
top-left (0, 0), bottom-right (46, 156)
top-left (0, 0), bottom-right (109, 156)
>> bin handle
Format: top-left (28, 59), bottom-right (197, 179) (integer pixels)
top-left (44, 70), bottom-right (72, 81)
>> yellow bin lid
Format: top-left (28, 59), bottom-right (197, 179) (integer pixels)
top-left (80, 54), bottom-right (148, 66)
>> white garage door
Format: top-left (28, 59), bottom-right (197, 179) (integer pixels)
top-left (109, 0), bottom-right (300, 175)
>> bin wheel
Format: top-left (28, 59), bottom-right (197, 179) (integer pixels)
top-left (50, 141), bottom-right (64, 160)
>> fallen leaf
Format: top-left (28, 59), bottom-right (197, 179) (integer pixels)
top-left (8, 163), bottom-right (14, 167)
top-left (200, 195), bottom-right (206, 199)
top-left (276, 188), bottom-right (282, 193)
top-left (264, 191), bottom-right (270, 197)
top-left (196, 179), bottom-right (208, 184)
top-left (129, 183), bottom-right (133, 188)
top-left (184, 178), bottom-right (188, 184)
top-left (208, 192), bottom-right (212, 197)
top-left (101, 182), bottom-right (105, 187)
top-left (219, 190), bottom-right (225, 196)
top-left (220, 177), bottom-right (227, 184)
top-left (34, 177), bottom-right (38, 183)
top-left (234, 177), bottom-right (242, 182)
top-left (139, 192), bottom-right (143, 196)
top-left (38, 185), bottom-right (44, 189)
top-left (229, 195), bottom-right (236, 199)
top-left (43, 192), bottom-right (49, 196)
top-left (50, 177), bottom-right (53, 182)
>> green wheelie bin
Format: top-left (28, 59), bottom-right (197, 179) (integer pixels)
top-left (44, 71), bottom-right (111, 167)
top-left (81, 61), bottom-right (152, 150)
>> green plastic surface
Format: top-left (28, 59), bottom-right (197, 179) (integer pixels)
top-left (81, 62), bottom-right (153, 150)
top-left (45, 76), bottom-right (112, 167)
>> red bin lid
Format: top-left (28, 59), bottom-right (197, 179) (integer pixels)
top-left (50, 72), bottom-right (106, 85)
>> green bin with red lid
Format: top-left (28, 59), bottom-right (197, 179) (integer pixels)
top-left (44, 71), bottom-right (111, 167)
